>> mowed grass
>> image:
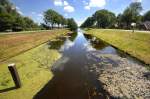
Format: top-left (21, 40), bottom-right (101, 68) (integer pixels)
top-left (0, 29), bottom-right (70, 62)
top-left (0, 29), bottom-right (69, 99)
top-left (85, 29), bottom-right (150, 64)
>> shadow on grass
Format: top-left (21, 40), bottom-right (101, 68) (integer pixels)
top-left (0, 86), bottom-right (17, 93)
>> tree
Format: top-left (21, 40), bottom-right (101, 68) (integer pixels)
top-left (44, 9), bottom-right (59, 29)
top-left (143, 10), bottom-right (150, 21)
top-left (0, 13), bottom-right (14, 31)
top-left (121, 2), bottom-right (142, 29)
top-left (0, 0), bottom-right (39, 32)
top-left (80, 17), bottom-right (95, 28)
top-left (93, 9), bottom-right (116, 28)
top-left (61, 17), bottom-right (67, 28)
top-left (43, 9), bottom-right (77, 31)
top-left (23, 17), bottom-right (39, 30)
top-left (44, 9), bottom-right (68, 29)
top-left (12, 16), bottom-right (25, 31)
top-left (67, 18), bottom-right (78, 31)
top-left (81, 9), bottom-right (116, 28)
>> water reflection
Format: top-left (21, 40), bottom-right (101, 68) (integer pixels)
top-left (33, 28), bottom-right (145, 99)
top-left (47, 39), bottom-right (65, 50)
top-left (84, 34), bottom-right (109, 50)
top-left (33, 30), bottom-right (113, 99)
top-left (68, 32), bottom-right (77, 42)
top-left (59, 39), bottom-right (75, 52)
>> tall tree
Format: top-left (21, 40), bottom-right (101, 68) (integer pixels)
top-left (93, 9), bottom-right (116, 28)
top-left (12, 16), bottom-right (25, 31)
top-left (0, 0), bottom-right (39, 32)
top-left (121, 2), bottom-right (142, 29)
top-left (80, 17), bottom-right (95, 28)
top-left (44, 9), bottom-right (59, 29)
top-left (67, 18), bottom-right (78, 31)
top-left (0, 13), bottom-right (14, 31)
top-left (143, 10), bottom-right (150, 21)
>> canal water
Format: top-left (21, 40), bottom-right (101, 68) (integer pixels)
top-left (34, 29), bottom-right (140, 99)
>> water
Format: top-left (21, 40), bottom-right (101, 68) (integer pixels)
top-left (34, 29), bottom-right (141, 99)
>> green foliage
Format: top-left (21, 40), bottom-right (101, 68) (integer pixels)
top-left (43, 9), bottom-right (68, 29)
top-left (80, 17), bottom-right (95, 28)
top-left (0, 0), bottom-right (39, 32)
top-left (0, 13), bottom-right (14, 31)
top-left (23, 17), bottom-right (39, 30)
top-left (81, 9), bottom-right (116, 28)
top-left (67, 18), bottom-right (78, 31)
top-left (44, 9), bottom-right (58, 28)
top-left (12, 16), bottom-right (25, 31)
top-left (118, 2), bottom-right (142, 29)
top-left (94, 9), bottom-right (116, 28)
top-left (82, 2), bottom-right (144, 29)
top-left (143, 10), bottom-right (150, 21)
top-left (43, 9), bottom-right (77, 31)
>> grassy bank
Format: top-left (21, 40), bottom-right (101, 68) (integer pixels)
top-left (0, 29), bottom-right (69, 99)
top-left (85, 29), bottom-right (150, 64)
top-left (0, 29), bottom-right (70, 62)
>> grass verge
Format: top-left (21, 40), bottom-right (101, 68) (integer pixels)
top-left (0, 29), bottom-right (70, 62)
top-left (85, 29), bottom-right (150, 65)
top-left (0, 29), bottom-right (69, 99)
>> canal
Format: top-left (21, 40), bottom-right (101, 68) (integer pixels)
top-left (34, 29), bottom-right (142, 99)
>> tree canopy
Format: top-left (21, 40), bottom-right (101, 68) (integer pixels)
top-left (0, 0), bottom-right (39, 32)
top-left (120, 2), bottom-right (143, 29)
top-left (94, 9), bottom-right (116, 28)
top-left (81, 2), bottom-right (150, 30)
top-left (43, 9), bottom-right (77, 31)
top-left (143, 10), bottom-right (150, 21)
top-left (80, 17), bottom-right (95, 28)
top-left (67, 18), bottom-right (78, 31)
top-left (81, 9), bottom-right (116, 28)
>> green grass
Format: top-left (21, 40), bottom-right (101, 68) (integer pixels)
top-left (85, 29), bottom-right (150, 64)
top-left (0, 29), bottom-right (69, 99)
top-left (0, 29), bottom-right (70, 62)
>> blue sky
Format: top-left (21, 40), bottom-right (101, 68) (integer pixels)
top-left (11, 0), bottom-right (150, 26)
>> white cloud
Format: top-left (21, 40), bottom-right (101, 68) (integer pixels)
top-left (53, 0), bottom-right (75, 13)
top-left (84, 0), bottom-right (106, 10)
top-left (83, 43), bottom-right (96, 52)
top-left (54, 0), bottom-right (63, 6)
top-left (89, 0), bottom-right (106, 7)
top-left (64, 1), bottom-right (69, 6)
top-left (60, 39), bottom-right (74, 51)
top-left (63, 1), bottom-right (74, 13)
top-left (132, 0), bottom-right (142, 2)
top-left (82, 0), bottom-right (88, 5)
top-left (38, 14), bottom-right (43, 17)
top-left (84, 5), bottom-right (90, 10)
top-left (64, 5), bottom-right (74, 13)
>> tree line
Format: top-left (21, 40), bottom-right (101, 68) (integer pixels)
top-left (81, 2), bottom-right (150, 29)
top-left (42, 9), bottom-right (78, 31)
top-left (0, 0), bottom-right (77, 32)
top-left (0, 0), bottom-right (40, 31)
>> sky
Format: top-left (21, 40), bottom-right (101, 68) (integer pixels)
top-left (11, 0), bottom-right (150, 26)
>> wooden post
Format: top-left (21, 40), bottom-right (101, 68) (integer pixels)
top-left (8, 63), bottom-right (21, 88)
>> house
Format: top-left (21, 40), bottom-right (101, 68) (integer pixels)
top-left (139, 21), bottom-right (150, 31)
